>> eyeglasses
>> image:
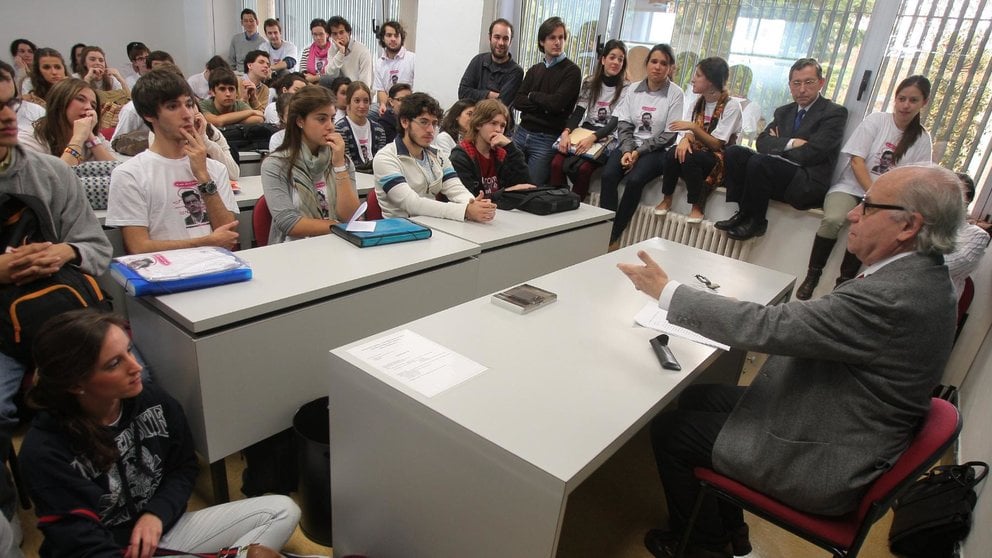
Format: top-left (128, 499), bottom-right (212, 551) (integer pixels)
top-left (412, 117), bottom-right (439, 130)
top-left (1, 97), bottom-right (22, 114)
top-left (695, 274), bottom-right (720, 291)
top-left (789, 78), bottom-right (820, 88)
top-left (856, 196), bottom-right (909, 215)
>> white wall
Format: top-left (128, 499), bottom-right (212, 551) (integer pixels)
top-left (0, 0), bottom-right (239, 80)
top-left (960, 323), bottom-right (992, 557)
top-left (414, 0), bottom-right (487, 110)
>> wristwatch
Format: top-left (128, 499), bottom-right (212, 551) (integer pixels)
top-left (197, 180), bottom-right (218, 196)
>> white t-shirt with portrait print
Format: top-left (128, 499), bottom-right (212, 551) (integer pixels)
top-left (827, 111), bottom-right (933, 197)
top-left (617, 80), bottom-right (685, 147)
top-left (106, 150), bottom-right (239, 242)
top-left (677, 92), bottom-right (744, 144)
top-left (580, 84), bottom-right (624, 130)
top-left (348, 117), bottom-right (373, 164)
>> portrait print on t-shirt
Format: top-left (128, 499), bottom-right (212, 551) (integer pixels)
top-left (313, 179), bottom-right (330, 217)
top-left (595, 106), bottom-right (608, 124)
top-left (870, 148), bottom-right (896, 175)
top-left (359, 141), bottom-right (370, 163)
top-left (177, 185), bottom-right (210, 234)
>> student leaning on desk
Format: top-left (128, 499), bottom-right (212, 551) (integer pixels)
top-left (260, 86), bottom-right (361, 245)
top-left (373, 92), bottom-right (498, 223)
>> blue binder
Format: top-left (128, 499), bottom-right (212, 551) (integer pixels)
top-left (110, 248), bottom-right (252, 296)
top-left (331, 218), bottom-right (432, 247)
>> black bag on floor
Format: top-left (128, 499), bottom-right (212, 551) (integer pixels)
top-left (241, 428), bottom-right (298, 497)
top-left (492, 186), bottom-right (580, 215)
top-left (888, 461), bottom-right (988, 557)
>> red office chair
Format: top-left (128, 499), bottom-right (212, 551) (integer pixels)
top-left (365, 189), bottom-right (383, 220)
top-left (253, 195), bottom-right (272, 247)
top-left (677, 398), bottom-right (962, 558)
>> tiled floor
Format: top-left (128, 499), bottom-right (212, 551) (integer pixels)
top-left (11, 353), bottom-right (903, 557)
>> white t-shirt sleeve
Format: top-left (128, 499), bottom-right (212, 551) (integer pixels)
top-left (901, 129), bottom-right (933, 166)
top-left (710, 98), bottom-right (743, 143)
top-left (263, 103), bottom-right (280, 125)
top-left (107, 164), bottom-right (150, 227)
top-left (841, 112), bottom-right (884, 159)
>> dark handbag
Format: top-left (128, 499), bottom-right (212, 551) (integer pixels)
top-left (492, 186), bottom-right (580, 215)
top-left (888, 461), bottom-right (988, 557)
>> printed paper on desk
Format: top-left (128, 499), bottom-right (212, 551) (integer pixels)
top-left (345, 201), bottom-right (376, 232)
top-left (347, 329), bottom-right (488, 397)
top-left (634, 303), bottom-right (730, 351)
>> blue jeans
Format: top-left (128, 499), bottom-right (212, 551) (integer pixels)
top-left (511, 126), bottom-right (558, 187)
top-left (600, 148), bottom-right (668, 243)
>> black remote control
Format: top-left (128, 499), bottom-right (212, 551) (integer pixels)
top-left (649, 334), bottom-right (681, 371)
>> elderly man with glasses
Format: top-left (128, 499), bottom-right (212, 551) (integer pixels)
top-left (619, 165), bottom-right (964, 558)
top-left (717, 58), bottom-right (848, 241)
top-left (373, 92), bottom-right (497, 222)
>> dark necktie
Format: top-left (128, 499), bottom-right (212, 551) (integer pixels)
top-left (793, 108), bottom-right (806, 134)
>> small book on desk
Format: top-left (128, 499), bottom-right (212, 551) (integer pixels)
top-left (491, 283), bottom-right (558, 314)
top-left (110, 247), bottom-right (252, 296)
top-left (552, 127), bottom-right (607, 160)
top-left (331, 217), bottom-right (432, 248)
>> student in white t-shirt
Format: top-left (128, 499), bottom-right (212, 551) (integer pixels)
top-left (795, 75), bottom-right (933, 299)
top-left (107, 68), bottom-right (240, 254)
top-left (373, 21), bottom-right (416, 116)
top-left (656, 57), bottom-right (743, 223)
top-left (334, 81), bottom-right (387, 173)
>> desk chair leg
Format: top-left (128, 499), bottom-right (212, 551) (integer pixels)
top-left (210, 460), bottom-right (230, 504)
top-left (6, 444), bottom-right (30, 509)
top-left (675, 482), bottom-right (709, 558)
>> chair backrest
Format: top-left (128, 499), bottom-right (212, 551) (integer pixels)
top-left (855, 398), bottom-right (962, 522)
top-left (626, 46), bottom-right (649, 82)
top-left (365, 189), bottom-right (383, 221)
top-left (252, 195), bottom-right (272, 247)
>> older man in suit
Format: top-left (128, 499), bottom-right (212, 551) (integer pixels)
top-left (717, 58), bottom-right (848, 240)
top-left (619, 165), bottom-right (964, 558)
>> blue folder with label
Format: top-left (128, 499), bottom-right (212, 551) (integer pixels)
top-left (332, 217), bottom-right (432, 247)
top-left (110, 247), bottom-right (252, 296)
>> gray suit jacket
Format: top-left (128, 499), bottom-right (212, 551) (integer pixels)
top-left (667, 253), bottom-right (956, 515)
top-left (755, 96), bottom-right (847, 209)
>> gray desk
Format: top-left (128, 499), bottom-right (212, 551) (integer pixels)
top-left (126, 231), bottom-right (481, 500)
top-left (412, 204), bottom-right (614, 295)
top-left (327, 238), bottom-right (795, 558)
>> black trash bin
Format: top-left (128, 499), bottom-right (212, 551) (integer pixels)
top-left (293, 396), bottom-right (332, 546)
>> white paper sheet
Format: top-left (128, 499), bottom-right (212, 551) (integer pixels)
top-left (346, 201), bottom-right (377, 232)
top-left (347, 329), bottom-right (488, 397)
top-left (634, 303), bottom-right (730, 351)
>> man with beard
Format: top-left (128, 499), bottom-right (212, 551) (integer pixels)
top-left (374, 21), bottom-right (416, 116)
top-left (326, 16), bottom-right (373, 87)
top-left (458, 18), bottom-right (524, 111)
top-left (107, 68), bottom-right (240, 254)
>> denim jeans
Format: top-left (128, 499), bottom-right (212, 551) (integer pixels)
top-left (511, 126), bottom-right (558, 187)
top-left (159, 494), bottom-right (300, 552)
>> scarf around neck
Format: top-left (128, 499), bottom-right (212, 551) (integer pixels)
top-left (288, 145), bottom-right (332, 219)
top-left (308, 41), bottom-right (330, 74)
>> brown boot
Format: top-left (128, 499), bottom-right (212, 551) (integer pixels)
top-left (796, 235), bottom-right (836, 300)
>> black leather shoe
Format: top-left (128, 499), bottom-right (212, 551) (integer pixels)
top-left (644, 530), bottom-right (732, 558)
top-left (730, 523), bottom-right (752, 556)
top-left (714, 211), bottom-right (746, 231)
top-left (726, 217), bottom-right (767, 241)
top-left (795, 268), bottom-right (822, 300)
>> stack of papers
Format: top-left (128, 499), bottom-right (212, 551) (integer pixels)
top-left (634, 303), bottom-right (730, 351)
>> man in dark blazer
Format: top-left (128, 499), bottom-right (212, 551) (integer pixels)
top-left (619, 165), bottom-right (963, 558)
top-left (717, 58), bottom-right (848, 240)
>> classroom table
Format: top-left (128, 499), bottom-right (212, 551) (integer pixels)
top-left (326, 238), bottom-right (796, 558)
top-left (411, 203), bottom-right (614, 295)
top-left (125, 231), bottom-right (481, 502)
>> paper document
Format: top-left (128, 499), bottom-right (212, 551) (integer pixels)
top-left (346, 201), bottom-right (376, 232)
top-left (347, 329), bottom-right (487, 397)
top-left (634, 303), bottom-right (730, 351)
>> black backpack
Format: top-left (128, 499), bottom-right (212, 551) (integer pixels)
top-left (0, 193), bottom-right (110, 366)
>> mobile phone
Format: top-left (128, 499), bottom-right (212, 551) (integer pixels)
top-left (649, 334), bottom-right (681, 371)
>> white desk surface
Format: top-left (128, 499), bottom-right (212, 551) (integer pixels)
top-left (331, 238), bottom-right (795, 485)
top-left (142, 231), bottom-right (480, 334)
top-left (410, 203), bottom-right (613, 251)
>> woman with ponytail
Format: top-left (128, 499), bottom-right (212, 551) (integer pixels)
top-left (21, 310), bottom-right (299, 557)
top-left (654, 56), bottom-right (742, 222)
top-left (795, 75), bottom-right (932, 300)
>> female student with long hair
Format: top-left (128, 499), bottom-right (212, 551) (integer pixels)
top-left (23, 47), bottom-right (68, 107)
top-left (18, 78), bottom-right (115, 166)
top-left (334, 81), bottom-right (387, 173)
top-left (434, 99), bottom-right (476, 157)
top-left (449, 99), bottom-right (536, 196)
top-left (654, 56), bottom-right (743, 222)
top-left (795, 74), bottom-right (933, 299)
top-left (77, 46), bottom-right (128, 93)
top-left (599, 43), bottom-right (684, 249)
top-left (262, 86), bottom-right (361, 245)
top-left (21, 310), bottom-right (300, 557)
top-left (550, 39), bottom-right (628, 200)
top-left (69, 43), bottom-right (87, 77)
